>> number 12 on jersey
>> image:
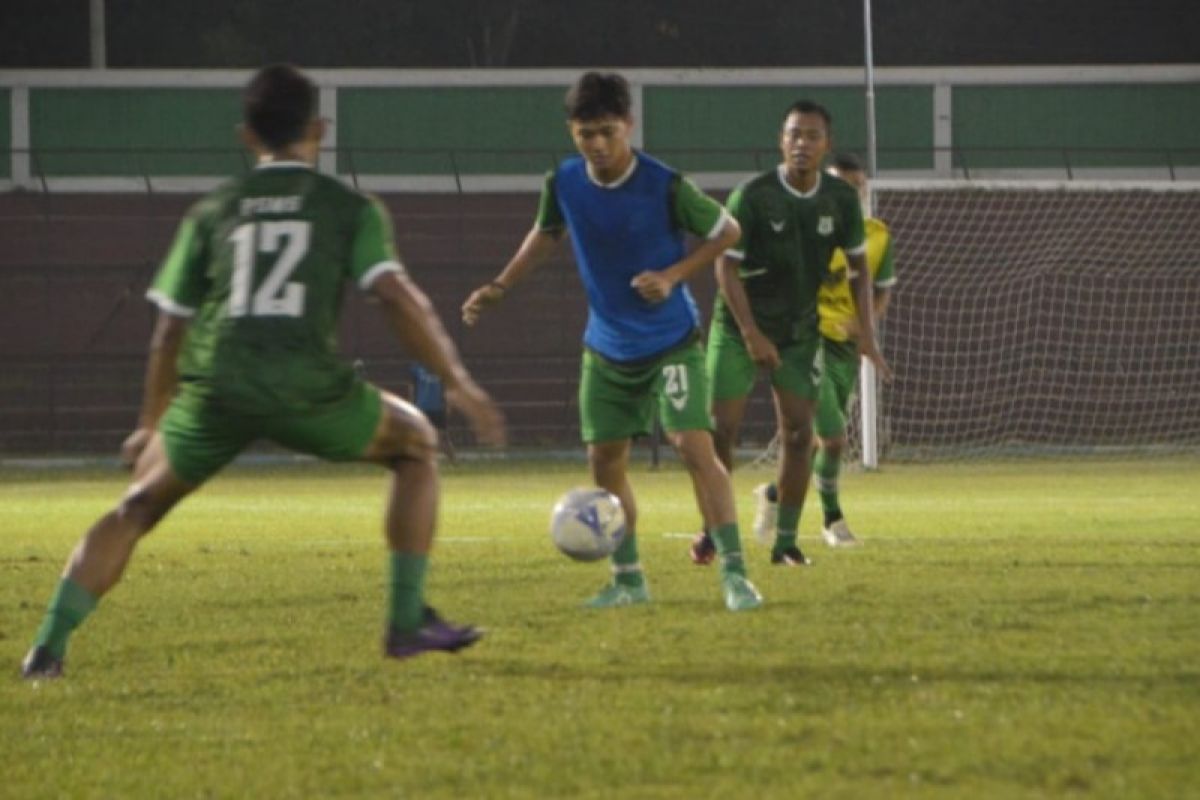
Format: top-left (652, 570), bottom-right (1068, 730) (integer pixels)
top-left (228, 220), bottom-right (311, 317)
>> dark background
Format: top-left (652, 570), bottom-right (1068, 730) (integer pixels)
top-left (3, 0), bottom-right (1198, 68)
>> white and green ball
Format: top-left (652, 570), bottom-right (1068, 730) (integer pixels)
top-left (549, 488), bottom-right (627, 562)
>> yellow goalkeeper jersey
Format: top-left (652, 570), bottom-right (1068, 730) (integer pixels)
top-left (818, 216), bottom-right (896, 342)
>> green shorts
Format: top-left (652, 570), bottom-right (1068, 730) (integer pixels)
top-left (159, 379), bottom-right (383, 484)
top-left (579, 338), bottom-right (712, 443)
top-left (815, 338), bottom-right (859, 438)
top-left (705, 322), bottom-right (822, 403)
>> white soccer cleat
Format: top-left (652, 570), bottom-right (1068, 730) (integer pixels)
top-left (821, 518), bottom-right (860, 548)
top-left (751, 483), bottom-right (778, 546)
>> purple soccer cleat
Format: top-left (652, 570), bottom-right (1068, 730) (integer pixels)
top-left (21, 645), bottom-right (64, 680)
top-left (384, 606), bottom-right (483, 660)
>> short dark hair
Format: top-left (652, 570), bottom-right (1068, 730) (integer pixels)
top-left (243, 64), bottom-right (318, 150)
top-left (831, 151), bottom-right (865, 174)
top-left (565, 72), bottom-right (632, 121)
top-left (782, 99), bottom-right (833, 131)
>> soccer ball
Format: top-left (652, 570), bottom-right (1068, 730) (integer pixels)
top-left (549, 488), bottom-right (627, 562)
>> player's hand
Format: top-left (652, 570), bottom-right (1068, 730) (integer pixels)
top-left (858, 337), bottom-right (894, 382)
top-left (744, 329), bottom-right (782, 371)
top-left (120, 427), bottom-right (154, 470)
top-left (630, 271), bottom-right (676, 304)
top-left (446, 380), bottom-right (507, 448)
top-left (461, 283), bottom-right (506, 326)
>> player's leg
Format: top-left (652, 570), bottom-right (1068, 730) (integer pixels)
top-left (814, 339), bottom-right (859, 547)
top-left (271, 381), bottom-right (477, 657)
top-left (21, 391), bottom-right (243, 678)
top-left (710, 396), bottom-right (747, 474)
top-left (770, 389), bottom-right (817, 564)
top-left (692, 390), bottom-right (740, 564)
top-left (660, 343), bottom-right (762, 611)
top-left (368, 396), bottom-right (480, 655)
top-left (694, 324), bottom-right (757, 564)
top-left (767, 339), bottom-right (822, 566)
top-left (23, 437), bottom-right (196, 678)
top-left (577, 349), bottom-right (652, 608)
top-left (361, 391), bottom-right (479, 656)
top-left (585, 438), bottom-right (649, 607)
top-left (65, 436), bottom-right (195, 595)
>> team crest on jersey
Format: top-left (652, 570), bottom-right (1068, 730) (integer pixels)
top-left (817, 216), bottom-right (835, 236)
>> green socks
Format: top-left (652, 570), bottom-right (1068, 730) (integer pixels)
top-left (33, 578), bottom-right (97, 659)
top-left (710, 523), bottom-right (746, 577)
top-left (611, 531), bottom-right (644, 587)
top-left (773, 504), bottom-right (802, 554)
top-left (814, 448), bottom-right (843, 523)
top-left (389, 552), bottom-right (429, 632)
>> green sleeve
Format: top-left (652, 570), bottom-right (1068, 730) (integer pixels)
top-left (875, 231), bottom-right (897, 287)
top-left (352, 196), bottom-right (403, 289)
top-left (840, 190), bottom-right (866, 255)
top-left (534, 171), bottom-right (565, 231)
top-left (672, 176), bottom-right (727, 239)
top-left (724, 185), bottom-right (752, 258)
top-left (147, 210), bottom-right (210, 316)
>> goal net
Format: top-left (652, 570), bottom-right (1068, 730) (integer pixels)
top-left (738, 179), bottom-right (1200, 467)
top-left (838, 180), bottom-right (1200, 460)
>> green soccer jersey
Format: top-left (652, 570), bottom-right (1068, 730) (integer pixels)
top-left (148, 161), bottom-right (402, 412)
top-left (714, 167), bottom-right (866, 346)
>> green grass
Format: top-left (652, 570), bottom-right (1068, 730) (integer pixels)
top-left (2, 457), bottom-right (1198, 799)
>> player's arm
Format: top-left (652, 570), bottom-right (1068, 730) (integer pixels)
top-left (716, 253), bottom-right (781, 370)
top-left (839, 196), bottom-right (892, 380)
top-left (462, 171), bottom-right (565, 325)
top-left (462, 226), bottom-right (562, 325)
top-left (841, 238), bottom-right (894, 337)
top-left (872, 231), bottom-right (896, 321)
top-left (710, 185), bottom-right (780, 369)
top-left (846, 230), bottom-right (896, 335)
top-left (873, 286), bottom-right (892, 321)
top-left (121, 311), bottom-right (189, 468)
top-left (849, 250), bottom-right (891, 381)
top-left (371, 271), bottom-right (505, 447)
top-left (124, 209), bottom-right (210, 467)
top-left (353, 197), bottom-right (505, 446)
top-left (631, 176), bottom-right (740, 304)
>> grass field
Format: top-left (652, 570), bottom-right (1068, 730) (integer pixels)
top-left (2, 456), bottom-right (1198, 799)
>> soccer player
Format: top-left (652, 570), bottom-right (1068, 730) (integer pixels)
top-left (741, 153), bottom-right (897, 548)
top-left (690, 101), bottom-right (891, 568)
top-left (20, 64), bottom-right (506, 679)
top-left (809, 152), bottom-right (896, 546)
top-left (461, 71), bottom-right (762, 612)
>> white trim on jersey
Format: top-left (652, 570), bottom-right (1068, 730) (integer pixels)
top-left (146, 289), bottom-right (197, 318)
top-left (775, 165), bottom-right (822, 199)
top-left (705, 208), bottom-right (734, 240)
top-left (585, 156), bottom-right (639, 189)
top-left (359, 259), bottom-right (406, 290)
top-left (253, 160), bottom-right (314, 171)
top-left (724, 247), bottom-right (746, 261)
